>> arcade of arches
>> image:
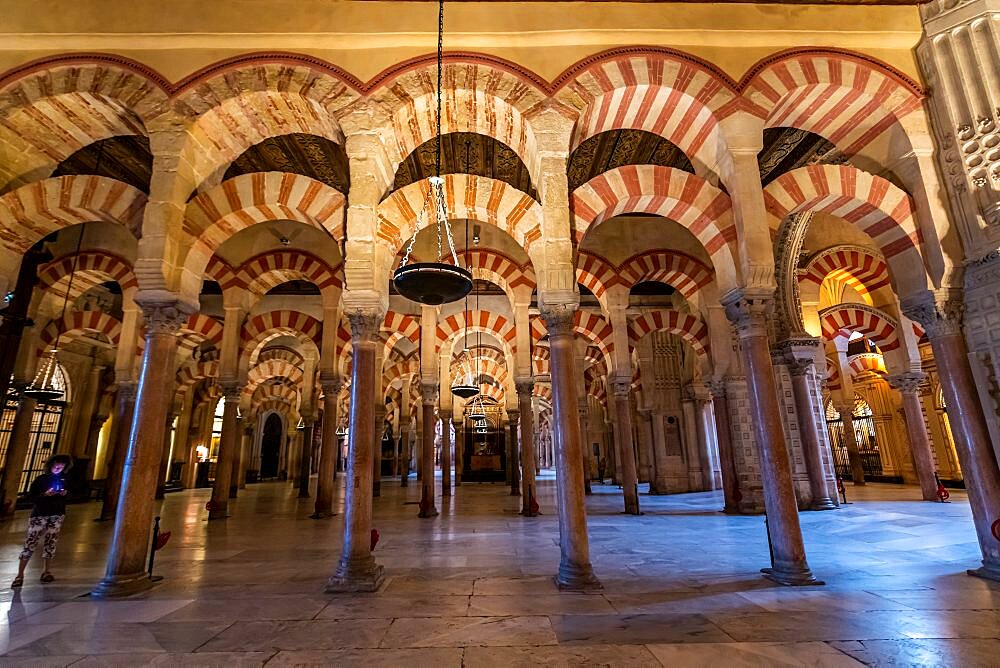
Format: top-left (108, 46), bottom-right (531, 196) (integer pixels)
top-left (0, 0), bottom-right (999, 659)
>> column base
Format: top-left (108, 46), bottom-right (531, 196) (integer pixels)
top-left (809, 498), bottom-right (838, 511)
top-left (309, 511), bottom-right (336, 519)
top-left (761, 566), bottom-right (824, 587)
top-left (510, 489), bottom-right (521, 496)
top-left (968, 564), bottom-right (1000, 583)
top-left (555, 562), bottom-right (603, 591)
top-left (325, 557), bottom-right (385, 593)
top-left (90, 571), bottom-right (156, 598)
top-left (417, 507), bottom-right (439, 518)
top-left (208, 507), bottom-right (229, 520)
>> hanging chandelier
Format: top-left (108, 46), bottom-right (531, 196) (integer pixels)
top-left (392, 0), bottom-right (472, 306)
top-left (467, 392), bottom-right (487, 420)
top-left (450, 210), bottom-right (479, 399)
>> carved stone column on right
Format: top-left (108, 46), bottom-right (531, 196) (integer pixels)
top-left (887, 371), bottom-right (939, 501)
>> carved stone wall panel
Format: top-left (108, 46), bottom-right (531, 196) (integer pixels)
top-left (724, 376), bottom-right (765, 513)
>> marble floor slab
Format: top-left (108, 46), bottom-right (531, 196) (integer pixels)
top-left (0, 475), bottom-right (997, 665)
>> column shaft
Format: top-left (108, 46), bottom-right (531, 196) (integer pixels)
top-left (611, 383), bottom-right (640, 514)
top-left (0, 393), bottom-right (37, 518)
top-left (98, 385), bottom-right (136, 521)
top-left (314, 383), bottom-right (341, 518)
top-left (839, 407), bottom-right (867, 485)
top-left (709, 389), bottom-right (740, 513)
top-left (418, 385), bottom-right (439, 518)
top-left (649, 410), bottom-right (671, 495)
top-left (788, 364), bottom-right (837, 510)
top-left (209, 389), bottom-right (240, 519)
top-left (441, 412), bottom-right (452, 498)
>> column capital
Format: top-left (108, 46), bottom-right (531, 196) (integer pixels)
top-left (515, 378), bottom-right (534, 397)
top-left (220, 381), bottom-right (244, 401)
top-left (346, 306), bottom-right (384, 343)
top-left (321, 375), bottom-right (344, 396)
top-left (506, 408), bottom-right (520, 420)
top-left (439, 409), bottom-right (453, 420)
top-left (901, 290), bottom-right (964, 339)
top-left (420, 382), bottom-right (438, 403)
top-left (540, 303), bottom-right (577, 337)
top-left (705, 378), bottom-right (727, 398)
top-left (137, 300), bottom-right (194, 336)
top-left (887, 371), bottom-right (928, 395)
top-left (721, 287), bottom-right (775, 339)
top-left (684, 383), bottom-right (712, 404)
top-left (116, 380), bottom-right (138, 402)
top-left (610, 377), bottom-right (631, 399)
top-left (774, 336), bottom-right (821, 376)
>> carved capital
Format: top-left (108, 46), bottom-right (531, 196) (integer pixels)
top-left (420, 381), bottom-right (438, 403)
top-left (610, 377), bottom-right (631, 399)
top-left (900, 290), bottom-right (964, 339)
top-left (220, 381), bottom-right (244, 402)
top-left (540, 304), bottom-right (576, 338)
top-left (116, 380), bottom-right (138, 402)
top-left (776, 336), bottom-right (820, 376)
top-left (346, 307), bottom-right (383, 343)
top-left (705, 378), bottom-right (727, 398)
top-left (321, 376), bottom-right (344, 397)
top-left (140, 301), bottom-right (192, 336)
top-left (721, 288), bottom-right (775, 339)
top-left (887, 371), bottom-right (928, 395)
top-left (515, 378), bottom-right (534, 398)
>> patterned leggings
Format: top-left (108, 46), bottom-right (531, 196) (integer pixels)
top-left (19, 515), bottom-right (64, 561)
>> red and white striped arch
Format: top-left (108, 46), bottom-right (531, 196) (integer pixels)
top-left (247, 358), bottom-right (305, 390)
top-left (458, 248), bottom-right (535, 302)
top-left (820, 304), bottom-right (900, 353)
top-left (532, 345), bottom-right (550, 376)
top-left (205, 257), bottom-right (242, 293)
top-left (533, 311), bottom-right (615, 368)
top-left (251, 380), bottom-right (300, 408)
top-left (258, 345), bottom-right (304, 369)
top-left (799, 245), bottom-right (891, 306)
top-left (239, 250), bottom-right (342, 301)
top-left (618, 249), bottom-right (713, 298)
top-left (175, 359), bottom-right (220, 390)
top-left (847, 352), bottom-right (886, 377)
top-left (627, 309), bottom-right (711, 359)
top-left (555, 50), bottom-right (739, 173)
top-left (39, 310), bottom-right (122, 350)
top-left (742, 51), bottom-right (924, 159)
top-left (571, 165), bottom-right (736, 288)
top-left (377, 174), bottom-right (543, 255)
top-left (825, 356), bottom-right (842, 392)
top-left (180, 314), bottom-right (224, 347)
top-left (241, 309), bottom-right (322, 367)
top-left (382, 359), bottom-right (419, 389)
top-left (576, 252), bottom-right (618, 301)
top-left (252, 398), bottom-right (293, 422)
top-left (437, 310), bottom-right (517, 355)
top-left (381, 311), bottom-right (421, 359)
top-left (763, 165), bottom-right (924, 295)
top-left (37, 251), bottom-right (138, 302)
top-left (0, 175), bottom-right (145, 253)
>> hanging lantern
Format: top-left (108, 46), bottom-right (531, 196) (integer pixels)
top-left (391, 1), bottom-right (472, 306)
top-left (473, 418), bottom-right (488, 434)
top-left (467, 393), bottom-right (487, 420)
top-left (450, 346), bottom-right (479, 399)
top-left (24, 348), bottom-right (63, 401)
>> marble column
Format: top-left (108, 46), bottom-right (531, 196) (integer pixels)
top-left (418, 383), bottom-right (439, 518)
top-left (238, 425), bottom-right (251, 489)
top-left (155, 411), bottom-right (176, 500)
top-left (888, 372), bottom-right (938, 501)
top-left (372, 405), bottom-right (384, 498)
top-left (230, 416), bottom-right (244, 497)
top-left (505, 410), bottom-right (519, 497)
top-left (706, 381), bottom-right (740, 513)
top-left (637, 409), bottom-right (655, 492)
top-left (440, 409), bottom-right (452, 498)
top-left (542, 306), bottom-right (600, 590)
top-left (93, 303), bottom-right (188, 598)
top-left (400, 415), bottom-right (411, 487)
top-left (836, 402), bottom-right (867, 486)
top-left (298, 418), bottom-right (315, 498)
top-left (723, 289), bottom-right (819, 586)
top-left (903, 293), bottom-right (1000, 579)
top-left (611, 379), bottom-right (640, 515)
top-left (516, 381), bottom-right (537, 514)
top-left (578, 400), bottom-right (593, 495)
top-left (0, 388), bottom-right (36, 518)
top-left (649, 410), bottom-right (671, 495)
top-left (313, 378), bottom-right (342, 518)
top-left (98, 382), bottom-right (137, 522)
top-left (72, 363), bottom-right (104, 460)
top-left (326, 308), bottom-right (384, 592)
top-left (782, 345), bottom-right (838, 511)
top-left (209, 383), bottom-right (241, 519)
top-left (453, 417), bottom-right (463, 485)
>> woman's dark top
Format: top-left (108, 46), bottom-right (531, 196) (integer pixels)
top-left (27, 473), bottom-right (67, 518)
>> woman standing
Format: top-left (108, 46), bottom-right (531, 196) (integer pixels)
top-left (11, 454), bottom-right (71, 587)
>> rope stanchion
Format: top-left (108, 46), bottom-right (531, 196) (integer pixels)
top-left (934, 472), bottom-right (950, 502)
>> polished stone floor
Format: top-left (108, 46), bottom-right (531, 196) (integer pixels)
top-left (1, 471), bottom-right (998, 666)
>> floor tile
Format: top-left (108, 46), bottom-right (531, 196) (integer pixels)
top-left (380, 615), bottom-right (558, 647)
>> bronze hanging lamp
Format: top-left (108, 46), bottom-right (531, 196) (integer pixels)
top-left (392, 0), bottom-right (472, 306)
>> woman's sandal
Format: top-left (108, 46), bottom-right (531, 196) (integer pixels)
top-left (39, 572), bottom-right (54, 583)
top-left (11, 575), bottom-right (23, 588)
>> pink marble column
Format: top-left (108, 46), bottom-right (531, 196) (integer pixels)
top-left (313, 378), bottom-right (342, 518)
top-left (706, 380), bottom-right (741, 513)
top-left (611, 379), bottom-right (640, 515)
top-left (93, 303), bottom-right (188, 598)
top-left (0, 388), bottom-right (36, 518)
top-left (418, 383), bottom-right (439, 518)
top-left (542, 306), bottom-right (601, 590)
top-left (98, 383), bottom-right (137, 521)
top-left (209, 384), bottom-right (241, 520)
top-left (516, 380), bottom-right (538, 514)
top-left (887, 372), bottom-right (938, 501)
top-left (903, 293), bottom-right (1000, 579)
top-left (440, 409), bottom-right (452, 498)
top-left (327, 309), bottom-right (384, 591)
top-left (782, 341), bottom-right (837, 511)
top-left (723, 289), bottom-right (819, 586)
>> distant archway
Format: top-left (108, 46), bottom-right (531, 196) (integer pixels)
top-left (259, 413), bottom-right (284, 479)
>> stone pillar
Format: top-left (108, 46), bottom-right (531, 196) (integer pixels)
top-left (440, 409), bottom-right (452, 498)
top-left (637, 409), bottom-right (655, 492)
top-left (515, 381), bottom-right (537, 514)
top-left (507, 413), bottom-right (521, 497)
top-left (610, 378), bottom-right (640, 514)
top-left (93, 303), bottom-right (188, 598)
top-left (209, 383), bottom-right (241, 519)
top-left (578, 400), bottom-right (592, 495)
top-left (887, 372), bottom-right (938, 501)
top-left (400, 414), bottom-right (412, 487)
top-left (649, 410), bottom-right (671, 495)
top-left (542, 306), bottom-right (600, 590)
top-left (836, 402), bottom-right (867, 486)
top-left (372, 405), bottom-right (384, 498)
top-left (903, 292), bottom-right (1000, 579)
top-left (98, 383), bottom-right (137, 522)
top-left (453, 417), bottom-right (463, 485)
top-left (782, 346), bottom-right (838, 511)
top-left (230, 416), bottom-right (244, 497)
top-left (0, 388), bottom-right (36, 517)
top-left (722, 289), bottom-right (819, 586)
top-left (238, 425), bottom-right (251, 489)
top-left (156, 411), bottom-right (176, 499)
top-left (418, 383), bottom-right (439, 518)
top-left (706, 380), bottom-right (740, 513)
top-left (313, 377), bottom-right (342, 518)
top-left (298, 418), bottom-right (315, 498)
top-left (326, 308), bottom-right (385, 592)
top-left (72, 362), bottom-right (104, 459)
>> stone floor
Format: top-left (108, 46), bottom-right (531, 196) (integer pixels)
top-left (1, 472), bottom-right (998, 666)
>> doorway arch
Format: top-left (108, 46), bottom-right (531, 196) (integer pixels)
top-left (259, 412), bottom-right (284, 480)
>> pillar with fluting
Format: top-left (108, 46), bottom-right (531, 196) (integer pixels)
top-left (610, 378), bottom-right (640, 514)
top-left (0, 388), bottom-right (36, 518)
top-left (418, 382), bottom-right (439, 518)
top-left (782, 342), bottom-right (838, 511)
top-left (722, 289), bottom-right (820, 586)
top-left (887, 371), bottom-right (938, 501)
top-left (313, 377), bottom-right (342, 518)
top-left (209, 383), bottom-right (241, 519)
top-left (440, 409), bottom-right (452, 498)
top-left (93, 302), bottom-right (189, 598)
top-left (903, 292), bottom-right (1000, 580)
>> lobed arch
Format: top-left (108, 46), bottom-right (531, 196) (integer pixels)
top-left (799, 245), bottom-right (892, 308)
top-left (763, 164), bottom-right (926, 298)
top-left (627, 309), bottom-right (712, 360)
top-left (38, 310), bottom-right (122, 350)
top-left (571, 165), bottom-right (737, 291)
top-left (37, 250), bottom-right (138, 301)
top-left (819, 303), bottom-right (901, 353)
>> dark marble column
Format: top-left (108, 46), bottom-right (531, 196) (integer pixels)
top-left (440, 409), bottom-right (452, 498)
top-left (372, 405), bottom-right (384, 498)
top-left (781, 342), bottom-right (837, 511)
top-left (418, 383), bottom-right (439, 518)
top-left (93, 302), bottom-right (188, 598)
top-left (706, 380), bottom-right (740, 513)
top-left (722, 289), bottom-right (820, 586)
top-left (542, 306), bottom-right (601, 590)
top-left (453, 417), bottom-right (463, 486)
top-left (578, 399), bottom-right (593, 495)
top-left (400, 416), bottom-right (411, 487)
top-left (507, 409), bottom-right (521, 498)
top-left (230, 416), bottom-right (245, 497)
top-left (313, 377), bottom-right (342, 518)
top-left (98, 382), bottom-right (137, 522)
top-left (648, 409), bottom-right (671, 495)
top-left (298, 418), bottom-right (315, 498)
top-left (326, 308), bottom-right (385, 592)
top-left (903, 292), bottom-right (1000, 580)
top-left (836, 403), bottom-right (867, 486)
top-left (209, 384), bottom-right (241, 519)
top-left (516, 380), bottom-right (538, 514)
top-left (887, 372), bottom-right (938, 501)
top-left (155, 411), bottom-right (176, 500)
top-left (0, 388), bottom-right (36, 518)
top-left (611, 378), bottom-right (640, 515)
